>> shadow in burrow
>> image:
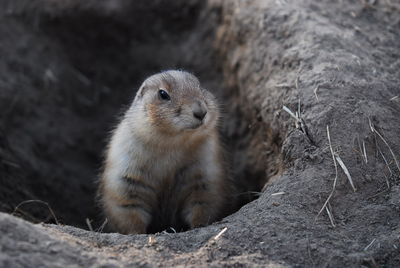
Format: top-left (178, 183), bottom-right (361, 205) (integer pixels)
top-left (1, 1), bottom-right (284, 233)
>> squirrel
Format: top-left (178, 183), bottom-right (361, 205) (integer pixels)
top-left (98, 70), bottom-right (233, 234)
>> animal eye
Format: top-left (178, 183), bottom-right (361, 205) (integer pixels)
top-left (158, 89), bottom-right (170, 101)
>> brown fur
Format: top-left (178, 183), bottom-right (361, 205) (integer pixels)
top-left (98, 70), bottom-right (234, 234)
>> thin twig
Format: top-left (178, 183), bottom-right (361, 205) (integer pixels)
top-left (283, 105), bottom-right (314, 144)
top-left (383, 173), bottom-right (390, 190)
top-left (282, 106), bottom-right (300, 122)
top-left (148, 236), bottom-right (156, 245)
top-left (96, 218), bottom-right (108, 233)
top-left (13, 200), bottom-right (59, 225)
top-left (1, 159), bottom-right (21, 168)
top-left (374, 129), bottom-right (400, 173)
top-left (362, 140), bottom-right (368, 164)
top-left (271, 192), bottom-right (285, 196)
top-left (317, 126), bottom-right (338, 217)
top-left (364, 238), bottom-right (376, 251)
top-left (325, 205), bottom-right (336, 227)
top-left (13, 208), bottom-right (42, 223)
top-left (86, 218), bottom-right (94, 232)
top-left (214, 227), bottom-right (228, 240)
top-left (378, 148), bottom-right (393, 176)
top-left (298, 99), bottom-right (301, 118)
top-left (356, 136), bottom-right (365, 164)
top-left (335, 155), bottom-right (357, 192)
top-left (369, 118), bottom-right (400, 173)
top-left (314, 85), bottom-right (320, 101)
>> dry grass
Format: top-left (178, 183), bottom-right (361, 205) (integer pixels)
top-left (86, 218), bottom-right (94, 232)
top-left (314, 84), bottom-right (320, 101)
top-left (317, 118), bottom-right (399, 226)
top-left (96, 218), bottom-right (108, 233)
top-left (355, 136), bottom-right (367, 164)
top-left (325, 205), bottom-right (336, 227)
top-left (362, 140), bottom-right (368, 164)
top-left (369, 117), bottom-right (400, 173)
top-left (12, 199), bottom-right (59, 225)
top-left (271, 192), bottom-right (285, 196)
top-left (378, 148), bottom-right (393, 176)
top-left (214, 227), bottom-right (228, 240)
top-left (335, 155), bottom-right (356, 192)
top-left (364, 238), bottom-right (376, 251)
top-left (282, 105), bottom-right (299, 122)
top-left (316, 126), bottom-right (339, 220)
top-left (317, 125), bottom-right (358, 226)
top-left (282, 105), bottom-right (310, 139)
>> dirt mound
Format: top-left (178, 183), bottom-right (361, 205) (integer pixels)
top-left (0, 0), bottom-right (399, 267)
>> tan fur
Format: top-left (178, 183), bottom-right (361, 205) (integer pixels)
top-left (98, 70), bottom-right (233, 234)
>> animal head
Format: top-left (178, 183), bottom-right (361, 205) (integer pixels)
top-left (133, 70), bottom-right (219, 136)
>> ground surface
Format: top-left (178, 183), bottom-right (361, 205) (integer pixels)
top-left (0, 0), bottom-right (399, 267)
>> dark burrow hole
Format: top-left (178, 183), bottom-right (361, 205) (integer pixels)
top-left (0, 1), bottom-right (283, 233)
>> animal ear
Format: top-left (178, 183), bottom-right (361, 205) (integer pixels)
top-left (135, 82), bottom-right (147, 99)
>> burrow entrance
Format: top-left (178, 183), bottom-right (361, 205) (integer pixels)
top-left (0, 1), bottom-right (283, 231)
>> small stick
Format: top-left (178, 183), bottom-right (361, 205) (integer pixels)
top-left (214, 227), bottom-right (228, 240)
top-left (362, 140), bottom-right (368, 164)
top-left (271, 192), bottom-right (285, 196)
top-left (317, 126), bottom-right (338, 217)
top-left (314, 85), bottom-right (320, 101)
top-left (96, 218), bottom-right (108, 233)
top-left (389, 96), bottom-right (398, 101)
top-left (1, 159), bottom-right (21, 168)
top-left (325, 205), bottom-right (336, 227)
top-left (13, 208), bottom-right (42, 223)
top-left (275, 83), bottom-right (291, 88)
top-left (282, 106), bottom-right (300, 122)
top-left (298, 99), bottom-right (301, 118)
top-left (86, 218), bottom-right (94, 232)
top-left (383, 173), bottom-right (390, 190)
top-left (356, 136), bottom-right (364, 163)
top-left (379, 148), bottom-right (393, 176)
top-left (335, 155), bottom-right (356, 192)
top-left (364, 238), bottom-right (376, 251)
top-left (295, 112), bottom-right (300, 129)
top-left (148, 236), bottom-right (156, 245)
top-left (368, 117), bottom-right (374, 132)
top-left (374, 129), bottom-right (400, 173)
top-left (283, 105), bottom-right (312, 143)
top-left (369, 118), bottom-right (400, 173)
top-left (13, 200), bottom-right (59, 225)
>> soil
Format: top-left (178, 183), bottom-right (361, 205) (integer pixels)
top-left (0, 0), bottom-right (399, 267)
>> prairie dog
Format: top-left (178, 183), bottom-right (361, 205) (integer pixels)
top-left (99, 70), bottom-right (232, 234)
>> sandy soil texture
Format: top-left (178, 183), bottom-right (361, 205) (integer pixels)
top-left (0, 0), bottom-right (399, 267)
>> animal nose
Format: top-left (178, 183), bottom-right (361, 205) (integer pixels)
top-left (192, 101), bottom-right (207, 121)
